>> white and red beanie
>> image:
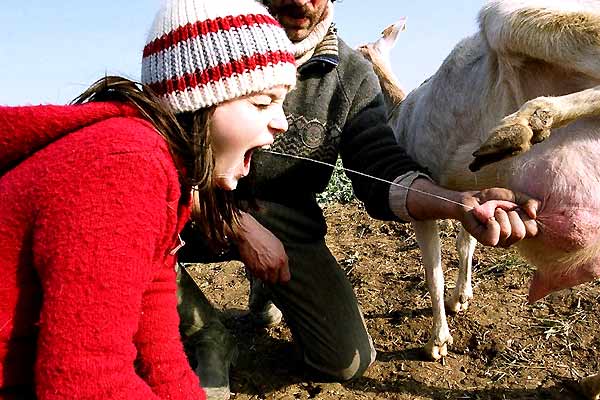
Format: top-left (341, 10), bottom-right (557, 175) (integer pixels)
top-left (142, 0), bottom-right (296, 113)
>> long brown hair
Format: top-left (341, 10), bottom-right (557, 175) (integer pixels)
top-left (72, 76), bottom-right (239, 247)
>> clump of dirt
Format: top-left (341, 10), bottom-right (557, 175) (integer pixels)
top-left (189, 200), bottom-right (600, 399)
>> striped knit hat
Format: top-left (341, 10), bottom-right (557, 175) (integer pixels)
top-left (142, 0), bottom-right (296, 113)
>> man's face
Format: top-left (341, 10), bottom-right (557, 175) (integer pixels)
top-left (266, 0), bottom-right (329, 42)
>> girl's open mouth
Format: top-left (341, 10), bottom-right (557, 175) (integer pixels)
top-left (243, 144), bottom-right (271, 173)
top-left (244, 148), bottom-right (254, 170)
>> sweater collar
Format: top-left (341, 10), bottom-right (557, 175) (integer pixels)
top-left (297, 24), bottom-right (340, 74)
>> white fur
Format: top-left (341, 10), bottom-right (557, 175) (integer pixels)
top-left (361, 2), bottom-right (600, 396)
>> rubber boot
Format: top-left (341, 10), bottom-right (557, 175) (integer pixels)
top-left (177, 266), bottom-right (238, 400)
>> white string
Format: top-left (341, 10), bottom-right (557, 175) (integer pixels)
top-left (263, 149), bottom-right (474, 210)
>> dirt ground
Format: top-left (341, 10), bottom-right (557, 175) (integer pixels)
top-left (189, 200), bottom-right (600, 400)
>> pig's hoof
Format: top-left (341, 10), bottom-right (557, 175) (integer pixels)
top-left (581, 374), bottom-right (600, 400)
top-left (424, 335), bottom-right (453, 360)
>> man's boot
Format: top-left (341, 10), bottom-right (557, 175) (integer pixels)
top-left (247, 272), bottom-right (283, 327)
top-left (580, 373), bottom-right (600, 400)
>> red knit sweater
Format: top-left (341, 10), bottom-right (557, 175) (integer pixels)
top-left (0, 103), bottom-right (205, 399)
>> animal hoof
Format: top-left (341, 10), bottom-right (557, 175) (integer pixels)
top-left (528, 108), bottom-right (554, 145)
top-left (529, 109), bottom-right (553, 135)
top-left (446, 290), bottom-right (473, 314)
top-left (424, 336), bottom-right (453, 360)
top-left (469, 123), bottom-right (533, 171)
top-left (446, 298), bottom-right (469, 313)
top-left (470, 105), bottom-right (555, 172)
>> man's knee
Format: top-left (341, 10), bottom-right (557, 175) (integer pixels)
top-left (304, 340), bottom-right (377, 381)
top-left (330, 350), bottom-right (375, 381)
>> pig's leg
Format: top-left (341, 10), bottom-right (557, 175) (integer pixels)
top-left (446, 226), bottom-right (476, 313)
top-left (581, 373), bottom-right (600, 400)
top-left (471, 85), bottom-right (600, 171)
top-left (412, 220), bottom-right (453, 360)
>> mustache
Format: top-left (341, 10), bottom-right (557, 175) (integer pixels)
top-left (276, 4), bottom-right (312, 18)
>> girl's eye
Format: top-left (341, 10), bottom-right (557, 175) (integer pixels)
top-left (251, 95), bottom-right (273, 109)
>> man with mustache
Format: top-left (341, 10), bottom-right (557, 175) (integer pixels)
top-left (177, 1), bottom-right (539, 399)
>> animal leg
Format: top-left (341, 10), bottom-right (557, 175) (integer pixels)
top-left (446, 226), bottom-right (476, 313)
top-left (412, 220), bottom-right (453, 360)
top-left (471, 85), bottom-right (600, 171)
top-left (357, 18), bottom-right (407, 109)
top-left (482, 1), bottom-right (600, 81)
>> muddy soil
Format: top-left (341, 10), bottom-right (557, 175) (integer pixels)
top-left (189, 200), bottom-right (600, 400)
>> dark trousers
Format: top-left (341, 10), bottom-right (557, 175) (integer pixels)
top-left (178, 200), bottom-right (376, 380)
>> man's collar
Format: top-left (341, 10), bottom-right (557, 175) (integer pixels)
top-left (298, 24), bottom-right (340, 73)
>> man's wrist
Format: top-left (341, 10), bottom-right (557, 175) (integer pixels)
top-left (408, 179), bottom-right (467, 221)
top-left (388, 172), bottom-right (433, 221)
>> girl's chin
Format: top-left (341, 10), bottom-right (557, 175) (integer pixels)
top-left (215, 175), bottom-right (239, 191)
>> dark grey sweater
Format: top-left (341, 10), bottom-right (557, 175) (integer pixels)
top-left (238, 32), bottom-right (424, 238)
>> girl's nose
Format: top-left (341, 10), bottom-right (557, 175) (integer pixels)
top-left (269, 108), bottom-right (288, 134)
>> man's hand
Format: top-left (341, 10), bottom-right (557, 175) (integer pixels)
top-left (235, 212), bottom-right (290, 284)
top-left (458, 188), bottom-right (540, 247)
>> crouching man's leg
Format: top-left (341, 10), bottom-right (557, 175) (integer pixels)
top-left (272, 239), bottom-right (376, 380)
top-left (177, 265), bottom-right (238, 400)
top-left (581, 373), bottom-right (600, 400)
top-left (251, 202), bottom-right (376, 381)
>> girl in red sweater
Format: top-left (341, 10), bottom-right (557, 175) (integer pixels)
top-left (0, 0), bottom-right (296, 398)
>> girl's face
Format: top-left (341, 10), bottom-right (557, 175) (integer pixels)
top-left (209, 85), bottom-right (289, 190)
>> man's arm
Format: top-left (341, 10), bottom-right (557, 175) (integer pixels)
top-left (398, 178), bottom-right (540, 247)
top-left (339, 73), bottom-right (426, 221)
top-left (234, 212), bottom-right (290, 284)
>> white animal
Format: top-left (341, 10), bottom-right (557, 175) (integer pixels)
top-left (360, 1), bottom-right (600, 398)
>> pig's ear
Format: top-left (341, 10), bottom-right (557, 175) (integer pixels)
top-left (380, 17), bottom-right (407, 49)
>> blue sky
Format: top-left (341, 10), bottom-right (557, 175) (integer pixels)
top-left (0, 1), bottom-right (483, 105)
